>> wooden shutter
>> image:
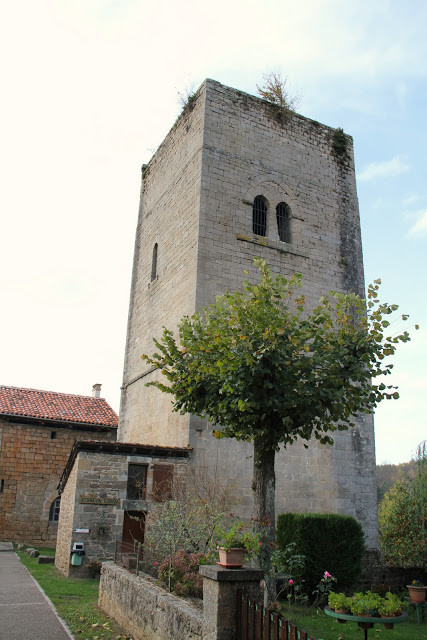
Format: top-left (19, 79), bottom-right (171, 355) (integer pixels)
top-left (152, 464), bottom-right (174, 501)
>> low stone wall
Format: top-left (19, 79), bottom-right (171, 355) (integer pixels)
top-left (358, 549), bottom-right (427, 592)
top-left (99, 562), bottom-right (203, 640)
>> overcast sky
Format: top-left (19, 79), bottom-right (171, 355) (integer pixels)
top-left (1, 0), bottom-right (425, 465)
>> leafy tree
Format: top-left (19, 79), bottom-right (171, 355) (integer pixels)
top-left (379, 441), bottom-right (427, 568)
top-left (142, 259), bottom-right (413, 598)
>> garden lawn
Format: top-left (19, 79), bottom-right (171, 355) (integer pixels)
top-left (16, 547), bottom-right (133, 640)
top-left (283, 603), bottom-right (426, 640)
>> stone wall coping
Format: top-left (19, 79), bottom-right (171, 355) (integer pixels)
top-left (199, 564), bottom-right (263, 582)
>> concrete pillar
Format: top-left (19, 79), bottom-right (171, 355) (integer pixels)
top-left (199, 565), bottom-right (263, 640)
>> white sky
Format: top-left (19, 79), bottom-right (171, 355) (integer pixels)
top-left (0, 0), bottom-right (425, 465)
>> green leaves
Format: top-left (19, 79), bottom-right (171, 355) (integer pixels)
top-left (142, 260), bottom-right (413, 453)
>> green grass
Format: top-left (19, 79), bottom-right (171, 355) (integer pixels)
top-left (281, 603), bottom-right (425, 640)
top-left (16, 547), bottom-right (133, 640)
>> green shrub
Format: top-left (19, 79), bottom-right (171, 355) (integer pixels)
top-left (276, 513), bottom-right (365, 593)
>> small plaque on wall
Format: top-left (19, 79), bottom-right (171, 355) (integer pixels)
top-left (79, 496), bottom-right (120, 506)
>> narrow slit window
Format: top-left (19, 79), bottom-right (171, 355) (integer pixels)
top-left (151, 243), bottom-right (158, 281)
top-left (252, 196), bottom-right (267, 236)
top-left (276, 202), bottom-right (291, 243)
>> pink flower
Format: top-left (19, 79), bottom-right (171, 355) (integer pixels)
top-left (154, 562), bottom-right (158, 566)
top-left (288, 579), bottom-right (294, 586)
top-left (324, 571), bottom-right (332, 579)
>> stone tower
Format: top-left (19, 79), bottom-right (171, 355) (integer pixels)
top-left (118, 79), bottom-right (378, 549)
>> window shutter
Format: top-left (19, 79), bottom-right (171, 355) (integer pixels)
top-left (152, 464), bottom-right (174, 501)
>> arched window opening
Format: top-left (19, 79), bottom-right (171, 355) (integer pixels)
top-left (252, 196), bottom-right (267, 236)
top-left (49, 497), bottom-right (61, 522)
top-left (276, 202), bottom-right (291, 243)
top-left (151, 243), bottom-right (158, 281)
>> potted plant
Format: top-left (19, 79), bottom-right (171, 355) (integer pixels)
top-left (217, 523), bottom-right (259, 568)
top-left (350, 591), bottom-right (380, 617)
top-left (328, 592), bottom-right (351, 614)
top-left (377, 593), bottom-right (404, 629)
top-left (407, 579), bottom-right (426, 603)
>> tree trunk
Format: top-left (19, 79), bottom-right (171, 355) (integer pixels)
top-left (252, 437), bottom-right (276, 606)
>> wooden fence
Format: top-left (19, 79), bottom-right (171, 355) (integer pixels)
top-left (236, 593), bottom-right (320, 640)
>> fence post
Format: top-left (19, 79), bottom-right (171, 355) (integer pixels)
top-left (199, 565), bottom-right (263, 640)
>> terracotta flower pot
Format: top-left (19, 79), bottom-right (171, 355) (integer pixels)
top-left (407, 585), bottom-right (426, 603)
top-left (218, 547), bottom-right (244, 568)
top-left (381, 615), bottom-right (394, 630)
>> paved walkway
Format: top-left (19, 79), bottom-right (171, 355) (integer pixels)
top-left (0, 542), bottom-right (73, 639)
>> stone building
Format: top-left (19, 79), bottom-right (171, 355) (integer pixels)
top-left (118, 79), bottom-right (379, 550)
top-left (55, 440), bottom-right (189, 577)
top-left (55, 79), bottom-right (379, 576)
top-left (0, 384), bottom-right (117, 545)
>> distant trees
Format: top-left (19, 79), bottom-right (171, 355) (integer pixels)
top-left (378, 441), bottom-right (427, 568)
top-left (376, 460), bottom-right (417, 502)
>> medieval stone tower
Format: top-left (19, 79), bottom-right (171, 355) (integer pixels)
top-left (118, 79), bottom-right (379, 549)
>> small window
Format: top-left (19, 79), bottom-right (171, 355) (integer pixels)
top-left (0, 479), bottom-right (4, 494)
top-left (276, 202), bottom-right (291, 243)
top-left (252, 196), bottom-right (267, 236)
top-left (127, 464), bottom-right (148, 500)
top-left (151, 243), bottom-right (158, 281)
top-left (49, 497), bottom-right (60, 522)
top-left (50, 431), bottom-right (57, 440)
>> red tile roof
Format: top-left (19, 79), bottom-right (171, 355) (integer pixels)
top-left (0, 386), bottom-right (118, 428)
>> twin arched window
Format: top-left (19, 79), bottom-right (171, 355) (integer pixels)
top-left (276, 202), bottom-right (291, 243)
top-left (252, 196), bottom-right (291, 243)
top-left (252, 196), bottom-right (268, 236)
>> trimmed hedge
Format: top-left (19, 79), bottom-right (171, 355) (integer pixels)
top-left (276, 513), bottom-right (365, 594)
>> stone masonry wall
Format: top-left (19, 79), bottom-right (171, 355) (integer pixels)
top-left (118, 79), bottom-right (378, 549)
top-left (190, 80), bottom-right (378, 549)
top-left (99, 562), bottom-right (203, 640)
top-left (55, 450), bottom-right (188, 578)
top-left (55, 459), bottom-right (78, 575)
top-left (118, 87), bottom-right (206, 447)
top-left (56, 451), bottom-right (128, 577)
top-left (0, 419), bottom-right (115, 545)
